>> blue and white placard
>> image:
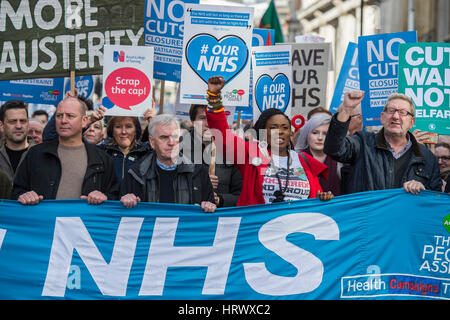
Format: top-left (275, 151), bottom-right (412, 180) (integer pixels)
top-left (329, 42), bottom-right (359, 114)
top-left (180, 4), bottom-right (253, 106)
top-left (144, 0), bottom-right (199, 82)
top-left (358, 31), bottom-right (417, 126)
top-left (252, 45), bottom-right (292, 123)
top-left (0, 78), bottom-right (65, 105)
top-left (0, 189), bottom-right (449, 300)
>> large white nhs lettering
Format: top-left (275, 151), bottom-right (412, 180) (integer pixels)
top-left (42, 213), bottom-right (339, 297)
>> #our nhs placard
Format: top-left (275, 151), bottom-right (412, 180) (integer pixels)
top-left (358, 31), bottom-right (417, 126)
top-left (329, 42), bottom-right (359, 114)
top-left (63, 75), bottom-right (95, 100)
top-left (180, 4), bottom-right (253, 106)
top-left (398, 42), bottom-right (450, 136)
top-left (234, 29), bottom-right (275, 121)
top-left (102, 45), bottom-right (154, 116)
top-left (144, 0), bottom-right (199, 82)
top-left (252, 45), bottom-right (292, 123)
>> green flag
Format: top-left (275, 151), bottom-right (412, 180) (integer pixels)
top-left (259, 0), bottom-right (284, 43)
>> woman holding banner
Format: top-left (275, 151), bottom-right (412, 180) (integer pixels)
top-left (294, 113), bottom-right (342, 196)
top-left (204, 76), bottom-right (333, 206)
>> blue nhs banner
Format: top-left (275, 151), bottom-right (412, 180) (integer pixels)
top-left (0, 189), bottom-right (449, 300)
top-left (358, 31), bottom-right (417, 126)
top-left (329, 42), bottom-right (359, 114)
top-left (145, 0), bottom-right (199, 82)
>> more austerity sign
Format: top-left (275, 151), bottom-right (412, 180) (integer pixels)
top-left (0, 0), bottom-right (145, 80)
top-left (0, 189), bottom-right (449, 300)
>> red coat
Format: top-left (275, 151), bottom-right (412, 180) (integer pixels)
top-left (206, 110), bottom-right (328, 206)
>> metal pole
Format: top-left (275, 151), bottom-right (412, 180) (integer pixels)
top-left (70, 70), bottom-right (76, 94)
top-left (360, 0), bottom-right (364, 36)
top-left (408, 0), bottom-right (415, 31)
top-left (159, 80), bottom-right (165, 114)
top-left (288, 0), bottom-right (301, 42)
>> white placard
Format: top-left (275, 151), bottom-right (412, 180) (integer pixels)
top-left (252, 45), bottom-right (292, 123)
top-left (102, 45), bottom-right (154, 116)
top-left (180, 4), bottom-right (253, 106)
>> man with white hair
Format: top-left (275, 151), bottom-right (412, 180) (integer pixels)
top-left (120, 113), bottom-right (217, 212)
top-left (27, 118), bottom-right (44, 144)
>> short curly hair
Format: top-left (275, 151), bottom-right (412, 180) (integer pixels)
top-left (253, 108), bottom-right (291, 140)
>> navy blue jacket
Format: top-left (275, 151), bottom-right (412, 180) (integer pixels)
top-left (324, 114), bottom-right (442, 194)
top-left (96, 141), bottom-right (151, 183)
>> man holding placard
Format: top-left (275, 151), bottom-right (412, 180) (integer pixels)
top-left (324, 90), bottom-right (441, 195)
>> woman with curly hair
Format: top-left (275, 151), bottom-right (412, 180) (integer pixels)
top-left (203, 76), bottom-right (333, 206)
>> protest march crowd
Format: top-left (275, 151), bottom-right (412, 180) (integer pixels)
top-left (0, 1), bottom-right (448, 214)
top-left (0, 74), bottom-right (448, 212)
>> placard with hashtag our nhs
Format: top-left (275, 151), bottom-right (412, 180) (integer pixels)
top-left (180, 4), bottom-right (254, 106)
top-left (251, 45), bottom-right (293, 123)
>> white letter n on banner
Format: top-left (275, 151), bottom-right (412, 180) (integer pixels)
top-left (42, 217), bottom-right (143, 297)
top-left (139, 217), bottom-right (241, 296)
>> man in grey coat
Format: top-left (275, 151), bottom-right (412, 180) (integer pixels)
top-left (324, 90), bottom-right (441, 194)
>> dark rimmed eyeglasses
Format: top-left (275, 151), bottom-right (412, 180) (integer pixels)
top-left (437, 156), bottom-right (450, 161)
top-left (383, 107), bottom-right (414, 117)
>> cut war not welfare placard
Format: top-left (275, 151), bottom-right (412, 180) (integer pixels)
top-left (398, 42), bottom-right (450, 135)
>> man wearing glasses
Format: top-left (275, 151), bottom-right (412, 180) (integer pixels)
top-left (324, 91), bottom-right (442, 195)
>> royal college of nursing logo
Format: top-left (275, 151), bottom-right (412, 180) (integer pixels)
top-left (113, 50), bottom-right (125, 63)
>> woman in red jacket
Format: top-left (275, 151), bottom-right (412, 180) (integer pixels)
top-left (204, 76), bottom-right (333, 206)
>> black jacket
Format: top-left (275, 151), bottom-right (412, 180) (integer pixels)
top-left (324, 114), bottom-right (442, 194)
top-left (12, 139), bottom-right (120, 200)
top-left (96, 141), bottom-right (151, 183)
top-left (181, 129), bottom-right (242, 207)
top-left (120, 151), bottom-right (214, 204)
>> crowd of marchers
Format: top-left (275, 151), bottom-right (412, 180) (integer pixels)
top-left (0, 76), bottom-right (449, 213)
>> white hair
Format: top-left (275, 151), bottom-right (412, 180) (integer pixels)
top-left (147, 113), bottom-right (180, 137)
top-left (294, 113), bottom-right (331, 152)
